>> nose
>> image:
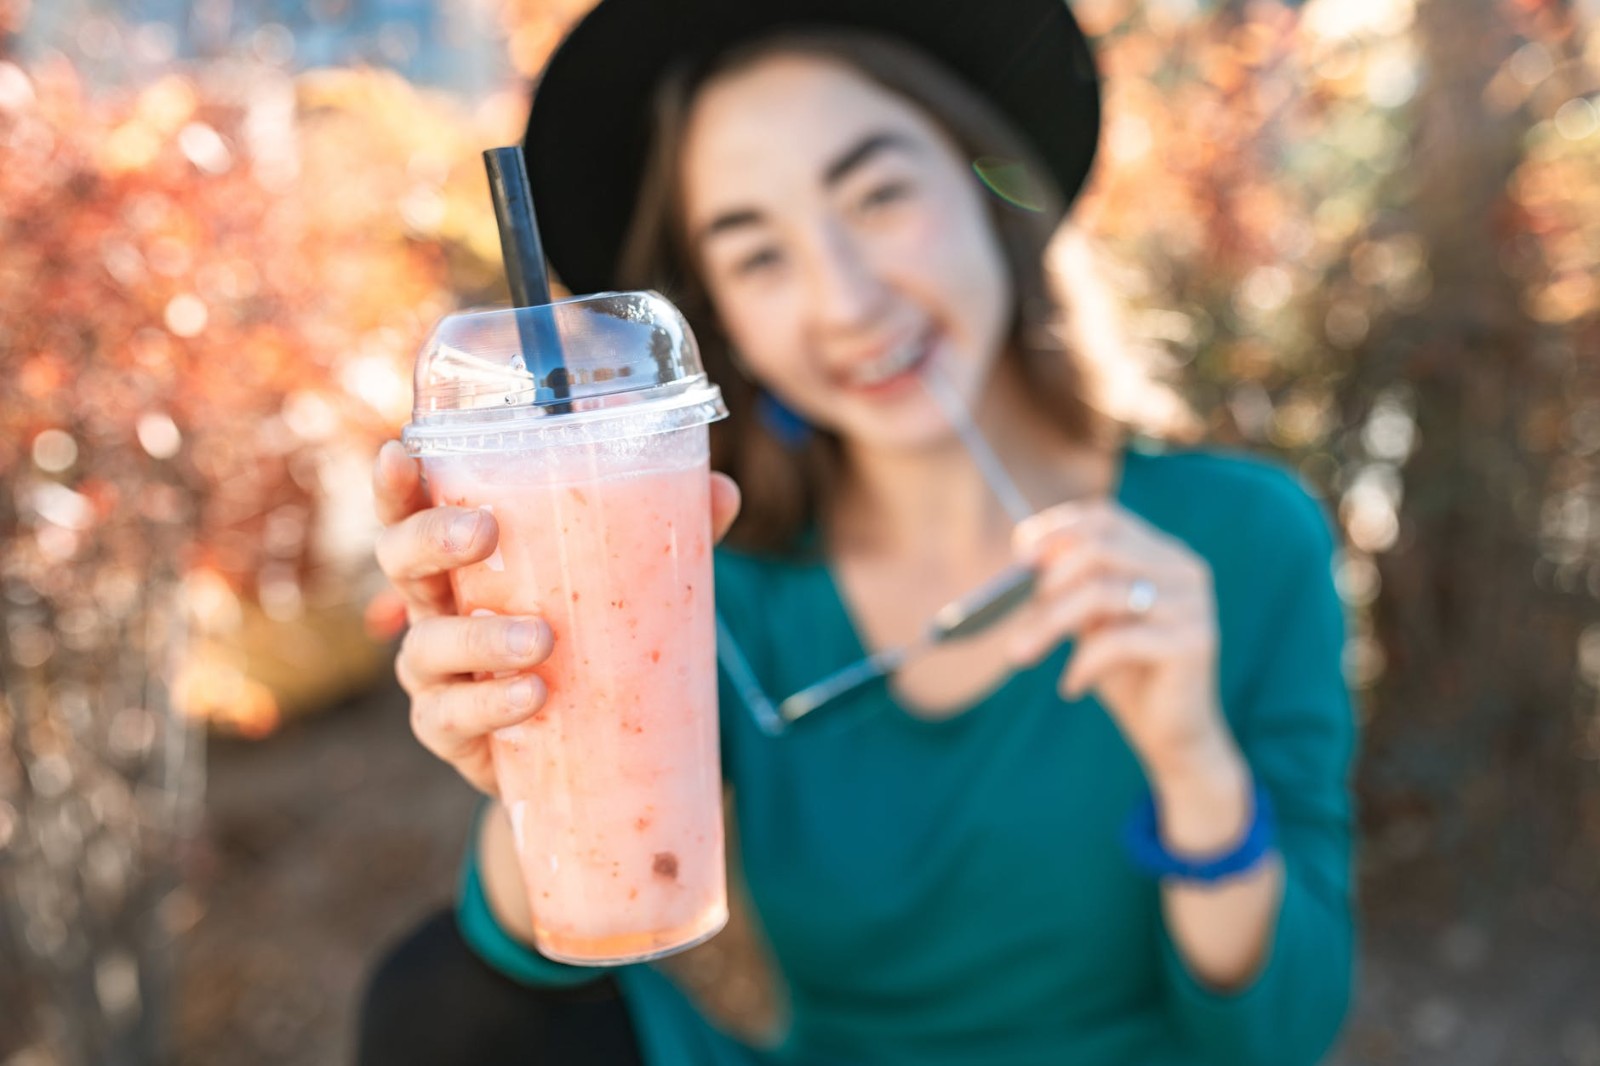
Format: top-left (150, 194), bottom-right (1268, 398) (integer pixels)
top-left (803, 219), bottom-right (890, 336)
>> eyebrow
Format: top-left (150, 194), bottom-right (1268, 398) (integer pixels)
top-left (693, 130), bottom-right (919, 249)
top-left (823, 130), bottom-right (916, 186)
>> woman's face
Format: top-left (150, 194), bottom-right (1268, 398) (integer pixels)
top-left (678, 52), bottom-right (1013, 451)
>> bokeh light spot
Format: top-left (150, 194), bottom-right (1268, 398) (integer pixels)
top-left (178, 122), bottom-right (234, 174)
top-left (130, 22), bottom-right (178, 65)
top-left (32, 482), bottom-right (95, 530)
top-left (32, 429), bottom-right (78, 473)
top-left (251, 23), bottom-right (296, 66)
top-left (1554, 98), bottom-right (1598, 142)
top-left (1509, 42), bottom-right (1554, 88)
top-left (1579, 626), bottom-right (1600, 686)
top-left (164, 293), bottom-right (208, 337)
top-left (282, 390), bottom-right (339, 442)
top-left (1326, 302), bottom-right (1371, 348)
top-left (1343, 634), bottom-right (1388, 688)
top-left (400, 184), bottom-right (446, 234)
top-left (1336, 554), bottom-right (1382, 608)
top-left (1343, 465), bottom-right (1403, 553)
top-left (136, 412), bottom-right (183, 460)
top-left (0, 62), bottom-right (34, 113)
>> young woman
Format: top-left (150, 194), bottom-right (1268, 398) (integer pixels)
top-left (360, 1), bottom-right (1356, 1063)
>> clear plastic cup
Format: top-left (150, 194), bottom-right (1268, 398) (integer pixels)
top-left (402, 291), bottom-right (729, 964)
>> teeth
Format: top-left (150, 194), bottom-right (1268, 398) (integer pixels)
top-left (853, 340), bottom-right (924, 386)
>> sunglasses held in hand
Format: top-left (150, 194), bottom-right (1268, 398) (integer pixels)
top-left (717, 364), bottom-right (1041, 735)
top-left (718, 563), bottom-right (1038, 735)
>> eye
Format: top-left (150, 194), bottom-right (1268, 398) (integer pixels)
top-left (735, 247), bottom-right (784, 277)
top-left (859, 180), bottom-right (911, 212)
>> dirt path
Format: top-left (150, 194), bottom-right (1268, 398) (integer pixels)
top-left (177, 680), bottom-right (476, 1065)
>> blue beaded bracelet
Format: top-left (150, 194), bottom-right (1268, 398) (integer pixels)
top-left (1121, 778), bottom-right (1277, 884)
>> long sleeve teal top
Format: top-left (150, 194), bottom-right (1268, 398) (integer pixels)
top-left (457, 441), bottom-right (1358, 1066)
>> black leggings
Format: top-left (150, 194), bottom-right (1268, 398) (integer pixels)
top-left (356, 909), bottom-right (646, 1066)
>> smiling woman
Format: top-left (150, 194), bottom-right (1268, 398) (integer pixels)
top-left (618, 29), bottom-right (1157, 550)
top-left (360, 2), bottom-right (1358, 1064)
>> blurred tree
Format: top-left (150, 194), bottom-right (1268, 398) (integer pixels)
top-left (0, 52), bottom-right (515, 1064)
top-left (1347, 0), bottom-right (1600, 904)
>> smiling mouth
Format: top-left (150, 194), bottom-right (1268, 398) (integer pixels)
top-left (843, 331), bottom-right (935, 390)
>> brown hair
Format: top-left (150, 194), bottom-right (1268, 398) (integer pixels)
top-left (616, 28), bottom-right (1198, 554)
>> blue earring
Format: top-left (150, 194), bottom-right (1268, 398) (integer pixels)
top-left (756, 390), bottom-right (812, 449)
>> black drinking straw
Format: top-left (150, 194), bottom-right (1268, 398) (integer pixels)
top-left (483, 146), bottom-right (569, 408)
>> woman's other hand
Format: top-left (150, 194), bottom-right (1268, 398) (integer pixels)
top-left (1008, 499), bottom-right (1235, 787)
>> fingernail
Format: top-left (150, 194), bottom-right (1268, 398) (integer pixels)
top-left (449, 511), bottom-right (482, 549)
top-left (506, 621), bottom-right (539, 657)
top-left (1015, 521), bottom-right (1056, 560)
top-left (507, 678), bottom-right (537, 708)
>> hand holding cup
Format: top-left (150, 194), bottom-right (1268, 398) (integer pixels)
top-left (371, 439), bottom-right (742, 798)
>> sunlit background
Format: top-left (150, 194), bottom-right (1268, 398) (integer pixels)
top-left (2, 0), bottom-right (1598, 1063)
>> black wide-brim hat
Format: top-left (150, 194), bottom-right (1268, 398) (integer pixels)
top-left (523, 0), bottom-right (1101, 295)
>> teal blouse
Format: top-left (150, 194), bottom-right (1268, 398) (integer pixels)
top-left (457, 441), bottom-right (1358, 1066)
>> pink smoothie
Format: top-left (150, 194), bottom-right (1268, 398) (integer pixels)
top-left (426, 430), bottom-right (727, 964)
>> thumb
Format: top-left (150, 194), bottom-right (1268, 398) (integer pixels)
top-left (710, 473), bottom-right (742, 544)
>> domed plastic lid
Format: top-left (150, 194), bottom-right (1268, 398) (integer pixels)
top-left (402, 290), bottom-right (726, 453)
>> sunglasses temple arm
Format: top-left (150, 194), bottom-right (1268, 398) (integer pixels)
top-left (777, 645), bottom-right (910, 724)
top-left (918, 365), bottom-right (1034, 526)
top-left (717, 612), bottom-right (786, 737)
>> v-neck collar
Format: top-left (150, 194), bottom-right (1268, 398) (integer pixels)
top-left (808, 437), bottom-right (1145, 729)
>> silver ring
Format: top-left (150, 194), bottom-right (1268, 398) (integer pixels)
top-left (1126, 578), bottom-right (1158, 617)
